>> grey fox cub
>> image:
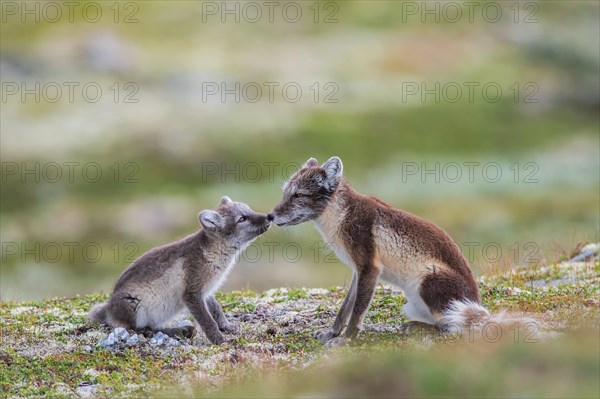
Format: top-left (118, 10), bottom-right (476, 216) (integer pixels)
top-left (89, 196), bottom-right (271, 345)
top-left (270, 157), bottom-right (523, 345)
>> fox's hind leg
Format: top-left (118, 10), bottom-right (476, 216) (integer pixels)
top-left (398, 321), bottom-right (441, 335)
top-left (154, 326), bottom-right (197, 339)
top-left (106, 293), bottom-right (139, 329)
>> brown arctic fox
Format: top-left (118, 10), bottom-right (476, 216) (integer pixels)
top-left (269, 157), bottom-right (520, 345)
top-left (89, 196), bottom-right (271, 345)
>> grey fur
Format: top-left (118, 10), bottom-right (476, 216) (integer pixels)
top-left (88, 197), bottom-right (270, 345)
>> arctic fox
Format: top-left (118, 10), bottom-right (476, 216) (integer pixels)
top-left (270, 157), bottom-right (529, 344)
top-left (89, 196), bottom-right (271, 345)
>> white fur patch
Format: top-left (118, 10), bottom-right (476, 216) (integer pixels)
top-left (204, 259), bottom-right (236, 297)
top-left (441, 300), bottom-right (491, 328)
top-left (135, 259), bottom-right (186, 329)
top-left (440, 299), bottom-right (540, 339)
top-left (314, 203), bottom-right (354, 268)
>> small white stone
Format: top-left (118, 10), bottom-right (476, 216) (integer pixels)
top-left (114, 327), bottom-right (129, 341)
top-left (76, 384), bottom-right (98, 398)
top-left (125, 334), bottom-right (140, 346)
top-left (150, 331), bottom-right (168, 346)
top-left (97, 331), bottom-right (118, 347)
top-left (107, 333), bottom-right (116, 344)
top-left (581, 243), bottom-right (599, 253)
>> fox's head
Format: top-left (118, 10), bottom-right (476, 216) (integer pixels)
top-left (199, 196), bottom-right (271, 244)
top-left (270, 156), bottom-right (343, 227)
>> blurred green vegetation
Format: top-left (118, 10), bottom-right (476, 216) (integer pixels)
top-left (1, 1), bottom-right (598, 300)
top-left (200, 328), bottom-right (600, 399)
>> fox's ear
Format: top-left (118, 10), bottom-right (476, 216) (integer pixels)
top-left (322, 156), bottom-right (343, 179)
top-left (319, 156), bottom-right (343, 191)
top-left (220, 196), bottom-right (232, 206)
top-left (199, 210), bottom-right (224, 230)
top-left (303, 157), bottom-right (319, 168)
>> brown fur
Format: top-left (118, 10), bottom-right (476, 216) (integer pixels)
top-left (271, 157), bottom-right (481, 343)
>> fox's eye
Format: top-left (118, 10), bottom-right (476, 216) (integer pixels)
top-left (237, 216), bottom-right (247, 223)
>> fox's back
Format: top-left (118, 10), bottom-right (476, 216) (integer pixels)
top-left (112, 235), bottom-right (195, 294)
top-left (372, 200), bottom-right (471, 275)
top-left (327, 186), bottom-right (474, 284)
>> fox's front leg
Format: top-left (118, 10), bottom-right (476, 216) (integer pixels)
top-left (183, 290), bottom-right (225, 345)
top-left (207, 295), bottom-right (239, 334)
top-left (341, 267), bottom-right (380, 341)
top-left (315, 272), bottom-right (357, 343)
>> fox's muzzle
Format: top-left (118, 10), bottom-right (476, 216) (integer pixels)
top-left (258, 220), bottom-right (271, 234)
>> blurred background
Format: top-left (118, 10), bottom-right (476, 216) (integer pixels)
top-left (1, 1), bottom-right (598, 301)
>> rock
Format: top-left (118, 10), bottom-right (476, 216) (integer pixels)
top-left (76, 382), bottom-right (98, 398)
top-left (97, 328), bottom-right (131, 347)
top-left (568, 243), bottom-right (599, 262)
top-left (82, 345), bottom-right (92, 352)
top-left (114, 327), bottom-right (129, 341)
top-left (150, 331), bottom-right (169, 346)
top-left (150, 332), bottom-right (181, 347)
top-left (125, 334), bottom-right (140, 346)
top-left (97, 331), bottom-right (117, 347)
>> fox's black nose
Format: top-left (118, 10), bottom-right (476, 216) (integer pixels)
top-left (267, 213), bottom-right (274, 221)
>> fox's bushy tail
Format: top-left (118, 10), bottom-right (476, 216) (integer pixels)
top-left (88, 302), bottom-right (109, 324)
top-left (440, 300), bottom-right (538, 339)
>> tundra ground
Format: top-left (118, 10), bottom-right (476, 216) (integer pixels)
top-left (1, 253), bottom-right (598, 398)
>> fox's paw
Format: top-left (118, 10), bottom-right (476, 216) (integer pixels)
top-left (315, 329), bottom-right (336, 344)
top-left (398, 322), bottom-right (417, 335)
top-left (178, 325), bottom-right (197, 339)
top-left (220, 322), bottom-right (240, 334)
top-left (399, 321), bottom-right (439, 336)
top-left (208, 331), bottom-right (226, 345)
top-left (325, 337), bottom-right (349, 347)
